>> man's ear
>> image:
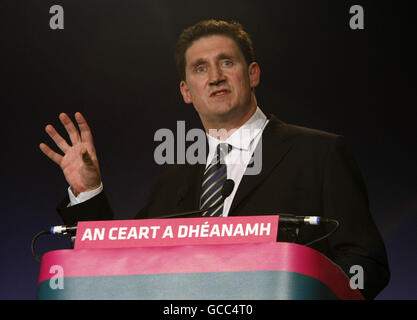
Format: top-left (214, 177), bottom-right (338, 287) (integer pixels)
top-left (248, 62), bottom-right (261, 88)
top-left (180, 80), bottom-right (193, 104)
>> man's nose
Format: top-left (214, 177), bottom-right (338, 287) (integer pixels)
top-left (208, 65), bottom-right (225, 86)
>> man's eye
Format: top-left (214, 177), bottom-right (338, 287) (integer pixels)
top-left (196, 66), bottom-right (206, 72)
top-left (223, 61), bottom-right (233, 67)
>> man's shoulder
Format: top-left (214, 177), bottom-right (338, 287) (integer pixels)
top-left (268, 114), bottom-right (343, 146)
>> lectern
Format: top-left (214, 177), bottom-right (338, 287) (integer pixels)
top-left (36, 217), bottom-right (364, 300)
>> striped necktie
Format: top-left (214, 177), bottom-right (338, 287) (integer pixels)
top-left (200, 143), bottom-right (232, 217)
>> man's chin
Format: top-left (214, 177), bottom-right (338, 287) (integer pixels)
top-left (206, 107), bottom-right (237, 122)
top-left (208, 101), bottom-right (237, 116)
top-left (198, 107), bottom-right (240, 128)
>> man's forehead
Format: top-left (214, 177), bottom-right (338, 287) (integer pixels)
top-left (185, 35), bottom-right (242, 66)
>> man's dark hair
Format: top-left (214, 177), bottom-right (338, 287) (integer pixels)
top-left (175, 19), bottom-right (256, 81)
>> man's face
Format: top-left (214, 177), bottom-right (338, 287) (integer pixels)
top-left (180, 35), bottom-right (260, 128)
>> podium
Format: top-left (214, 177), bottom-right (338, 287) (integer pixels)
top-left (37, 241), bottom-right (364, 300)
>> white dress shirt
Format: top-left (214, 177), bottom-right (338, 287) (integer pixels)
top-left (68, 107), bottom-right (269, 216)
top-left (204, 106), bottom-right (269, 216)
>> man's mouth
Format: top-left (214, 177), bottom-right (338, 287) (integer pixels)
top-left (210, 89), bottom-right (231, 97)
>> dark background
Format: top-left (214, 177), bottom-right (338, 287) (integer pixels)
top-left (1, 1), bottom-right (415, 299)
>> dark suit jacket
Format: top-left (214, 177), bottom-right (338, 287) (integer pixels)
top-left (57, 114), bottom-right (390, 299)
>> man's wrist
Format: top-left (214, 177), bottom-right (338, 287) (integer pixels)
top-left (68, 182), bottom-right (103, 207)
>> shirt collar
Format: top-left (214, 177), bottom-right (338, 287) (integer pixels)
top-left (206, 106), bottom-right (268, 156)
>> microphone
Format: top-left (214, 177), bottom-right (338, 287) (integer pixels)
top-left (220, 179), bottom-right (235, 199)
top-left (32, 182), bottom-right (338, 262)
top-left (158, 179), bottom-right (235, 219)
top-left (277, 214), bottom-right (340, 247)
top-left (41, 180), bottom-right (235, 236)
top-left (50, 225), bottom-right (78, 235)
top-left (31, 224), bottom-right (78, 262)
top-left (278, 213), bottom-right (339, 226)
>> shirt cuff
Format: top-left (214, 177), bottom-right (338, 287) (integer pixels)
top-left (67, 182), bottom-right (103, 207)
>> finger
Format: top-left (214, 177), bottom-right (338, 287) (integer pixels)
top-left (39, 143), bottom-right (63, 166)
top-left (59, 113), bottom-right (81, 146)
top-left (45, 124), bottom-right (70, 153)
top-left (75, 112), bottom-right (94, 146)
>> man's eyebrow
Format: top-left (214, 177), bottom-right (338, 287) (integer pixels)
top-left (190, 58), bottom-right (207, 68)
top-left (189, 53), bottom-right (236, 68)
top-left (216, 53), bottom-right (234, 61)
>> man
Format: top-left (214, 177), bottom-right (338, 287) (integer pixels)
top-left (40, 20), bottom-right (390, 299)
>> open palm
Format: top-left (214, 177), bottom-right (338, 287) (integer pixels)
top-left (39, 112), bottom-right (101, 196)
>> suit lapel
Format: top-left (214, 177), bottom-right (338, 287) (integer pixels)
top-left (177, 136), bottom-right (208, 211)
top-left (229, 114), bottom-right (293, 215)
top-left (191, 163), bottom-right (205, 209)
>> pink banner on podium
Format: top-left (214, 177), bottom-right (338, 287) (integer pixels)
top-left (74, 215), bottom-right (279, 249)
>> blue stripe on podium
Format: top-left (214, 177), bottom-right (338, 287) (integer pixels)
top-left (37, 270), bottom-right (339, 300)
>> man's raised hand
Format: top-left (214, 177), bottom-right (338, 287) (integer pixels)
top-left (39, 112), bottom-right (102, 197)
